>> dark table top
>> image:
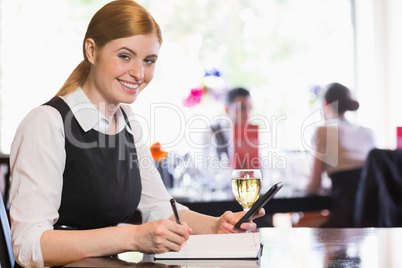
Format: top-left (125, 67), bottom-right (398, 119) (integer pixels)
top-left (178, 192), bottom-right (331, 227)
top-left (66, 227), bottom-right (402, 267)
top-left (180, 194), bottom-right (331, 216)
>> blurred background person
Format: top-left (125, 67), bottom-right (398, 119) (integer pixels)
top-left (209, 87), bottom-right (258, 169)
top-left (306, 82), bottom-right (376, 227)
top-left (198, 87), bottom-right (263, 199)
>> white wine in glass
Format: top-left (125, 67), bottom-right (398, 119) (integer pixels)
top-left (231, 169), bottom-right (261, 211)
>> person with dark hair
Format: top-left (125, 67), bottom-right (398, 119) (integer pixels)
top-left (208, 87), bottom-right (258, 166)
top-left (323, 82), bottom-right (360, 114)
top-left (306, 82), bottom-right (375, 227)
top-left (9, 1), bottom-right (264, 267)
top-left (210, 87), bottom-right (252, 157)
top-left (225, 87), bottom-right (253, 126)
top-left (225, 87), bottom-right (251, 109)
top-left (198, 87), bottom-right (261, 197)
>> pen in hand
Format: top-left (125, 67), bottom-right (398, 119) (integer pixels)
top-left (170, 198), bottom-right (187, 247)
top-left (170, 198), bottom-right (182, 225)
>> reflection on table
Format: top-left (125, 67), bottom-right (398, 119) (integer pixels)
top-left (65, 227), bottom-right (402, 267)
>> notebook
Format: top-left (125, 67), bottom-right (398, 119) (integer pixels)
top-left (154, 232), bottom-right (262, 260)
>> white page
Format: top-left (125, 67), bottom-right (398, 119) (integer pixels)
top-left (155, 232), bottom-right (261, 259)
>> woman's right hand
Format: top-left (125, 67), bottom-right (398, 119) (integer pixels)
top-left (129, 219), bottom-right (192, 254)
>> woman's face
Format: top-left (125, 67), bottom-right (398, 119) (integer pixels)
top-left (84, 34), bottom-right (160, 108)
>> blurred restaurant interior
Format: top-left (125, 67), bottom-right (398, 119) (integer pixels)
top-left (2, 0), bottom-right (402, 267)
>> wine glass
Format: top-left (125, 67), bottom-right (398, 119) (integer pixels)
top-left (231, 169), bottom-right (261, 211)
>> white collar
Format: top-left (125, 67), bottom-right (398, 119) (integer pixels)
top-left (61, 88), bottom-right (128, 134)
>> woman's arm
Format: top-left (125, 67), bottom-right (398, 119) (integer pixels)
top-left (10, 106), bottom-right (66, 267)
top-left (40, 207), bottom-right (263, 266)
top-left (307, 155), bottom-right (324, 194)
top-left (306, 127), bottom-right (327, 195)
top-left (41, 219), bottom-right (190, 267)
top-left (41, 206), bottom-right (265, 266)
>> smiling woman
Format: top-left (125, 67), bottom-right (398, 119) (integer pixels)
top-left (8, 1), bottom-right (263, 267)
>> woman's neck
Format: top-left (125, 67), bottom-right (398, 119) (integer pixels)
top-left (81, 82), bottom-right (119, 119)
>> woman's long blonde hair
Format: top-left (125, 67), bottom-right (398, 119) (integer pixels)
top-left (55, 0), bottom-right (162, 97)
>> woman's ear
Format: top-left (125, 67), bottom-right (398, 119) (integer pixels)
top-left (84, 38), bottom-right (97, 64)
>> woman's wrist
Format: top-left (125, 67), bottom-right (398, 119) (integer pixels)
top-left (114, 224), bottom-right (138, 252)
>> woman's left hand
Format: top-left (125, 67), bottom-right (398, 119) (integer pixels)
top-left (215, 208), bottom-right (265, 233)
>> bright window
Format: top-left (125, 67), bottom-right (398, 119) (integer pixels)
top-left (0, 0), bottom-right (354, 154)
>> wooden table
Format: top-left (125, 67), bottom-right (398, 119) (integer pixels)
top-left (65, 227), bottom-right (402, 267)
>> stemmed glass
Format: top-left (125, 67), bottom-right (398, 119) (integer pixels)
top-left (231, 169), bottom-right (261, 211)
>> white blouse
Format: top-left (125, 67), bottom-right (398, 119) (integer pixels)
top-left (9, 88), bottom-right (187, 267)
top-left (312, 117), bottom-right (376, 175)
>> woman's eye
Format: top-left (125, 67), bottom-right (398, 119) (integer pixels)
top-left (144, 58), bottom-right (156, 65)
top-left (119, 54), bottom-right (131, 61)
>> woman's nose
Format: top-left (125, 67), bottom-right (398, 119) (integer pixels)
top-left (129, 62), bottom-right (144, 81)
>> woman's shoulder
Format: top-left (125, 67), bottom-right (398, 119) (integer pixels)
top-left (12, 105), bottom-right (65, 151)
top-left (356, 125), bottom-right (376, 141)
top-left (357, 124), bottom-right (374, 133)
top-left (342, 122), bottom-right (375, 136)
top-left (18, 105), bottom-right (64, 130)
top-left (314, 125), bottom-right (329, 136)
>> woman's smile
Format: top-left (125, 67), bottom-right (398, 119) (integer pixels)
top-left (118, 79), bottom-right (140, 94)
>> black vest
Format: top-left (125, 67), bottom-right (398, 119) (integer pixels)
top-left (44, 97), bottom-right (142, 229)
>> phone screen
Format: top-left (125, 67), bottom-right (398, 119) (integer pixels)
top-left (234, 181), bottom-right (283, 229)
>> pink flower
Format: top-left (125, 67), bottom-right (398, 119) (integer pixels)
top-left (183, 87), bottom-right (205, 107)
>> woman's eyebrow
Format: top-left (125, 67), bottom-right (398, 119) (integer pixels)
top-left (118, 47), bottom-right (136, 55)
top-left (119, 47), bottom-right (158, 58)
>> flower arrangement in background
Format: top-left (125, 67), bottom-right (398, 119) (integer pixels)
top-left (150, 142), bottom-right (168, 162)
top-left (183, 67), bottom-right (228, 107)
top-left (183, 87), bottom-right (205, 107)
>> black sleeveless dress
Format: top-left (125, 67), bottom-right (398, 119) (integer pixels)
top-left (44, 97), bottom-right (142, 230)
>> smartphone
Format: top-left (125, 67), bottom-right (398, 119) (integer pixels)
top-left (234, 181), bottom-right (283, 229)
